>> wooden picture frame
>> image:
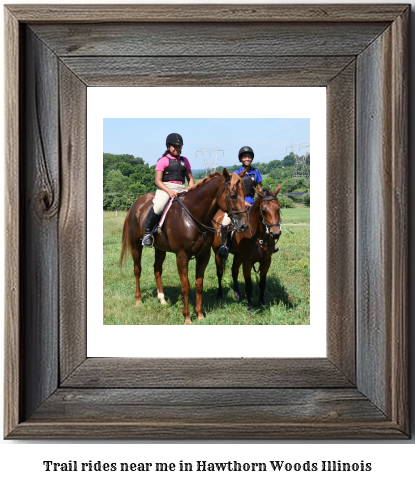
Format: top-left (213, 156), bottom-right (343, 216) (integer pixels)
top-left (4, 4), bottom-right (409, 439)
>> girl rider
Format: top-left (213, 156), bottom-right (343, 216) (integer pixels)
top-left (142, 133), bottom-right (195, 247)
top-left (221, 146), bottom-right (262, 226)
top-left (234, 146), bottom-right (263, 204)
top-left (218, 146), bottom-right (278, 256)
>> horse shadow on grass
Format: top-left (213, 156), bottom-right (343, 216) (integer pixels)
top-left (212, 275), bottom-right (294, 311)
top-left (152, 274), bottom-right (295, 319)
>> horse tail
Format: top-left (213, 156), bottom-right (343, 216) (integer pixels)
top-left (119, 206), bottom-right (132, 267)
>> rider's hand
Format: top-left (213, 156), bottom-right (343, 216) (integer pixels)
top-left (245, 202), bottom-right (252, 207)
top-left (168, 189), bottom-right (178, 199)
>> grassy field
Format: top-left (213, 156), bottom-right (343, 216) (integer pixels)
top-left (104, 207), bottom-right (310, 325)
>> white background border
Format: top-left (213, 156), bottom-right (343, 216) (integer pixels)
top-left (87, 87), bottom-right (326, 357)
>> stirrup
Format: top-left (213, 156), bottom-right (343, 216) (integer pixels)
top-left (218, 245), bottom-right (229, 260)
top-left (142, 233), bottom-right (154, 248)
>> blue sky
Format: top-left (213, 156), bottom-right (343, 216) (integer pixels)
top-left (103, 118), bottom-right (310, 171)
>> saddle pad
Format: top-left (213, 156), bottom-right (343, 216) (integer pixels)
top-left (158, 190), bottom-right (188, 230)
top-left (158, 196), bottom-right (177, 230)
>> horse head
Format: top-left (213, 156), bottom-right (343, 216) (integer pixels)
top-left (254, 183), bottom-right (282, 240)
top-left (221, 168), bottom-right (248, 233)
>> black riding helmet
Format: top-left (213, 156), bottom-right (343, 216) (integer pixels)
top-left (238, 146), bottom-right (254, 161)
top-left (166, 133), bottom-right (184, 147)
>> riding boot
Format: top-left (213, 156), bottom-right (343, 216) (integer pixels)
top-left (142, 207), bottom-right (160, 247)
top-left (218, 225), bottom-right (229, 260)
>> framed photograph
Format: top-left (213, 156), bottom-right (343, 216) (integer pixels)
top-left (4, 4), bottom-right (409, 439)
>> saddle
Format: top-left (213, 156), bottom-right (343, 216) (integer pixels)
top-left (155, 197), bottom-right (175, 232)
top-left (153, 191), bottom-right (188, 233)
top-left (151, 191), bottom-right (189, 250)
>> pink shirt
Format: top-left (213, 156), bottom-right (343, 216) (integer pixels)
top-left (155, 154), bottom-right (191, 184)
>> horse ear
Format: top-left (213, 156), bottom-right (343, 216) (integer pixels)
top-left (239, 168), bottom-right (247, 177)
top-left (223, 168), bottom-right (230, 180)
top-left (273, 183), bottom-right (282, 196)
top-left (254, 187), bottom-right (264, 197)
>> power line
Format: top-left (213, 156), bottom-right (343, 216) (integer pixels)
top-left (251, 130), bottom-right (310, 148)
top-left (220, 120), bottom-right (309, 151)
top-left (189, 125), bottom-right (310, 168)
top-left (218, 146), bottom-right (309, 165)
top-left (214, 130), bottom-right (310, 164)
top-left (246, 120), bottom-right (309, 146)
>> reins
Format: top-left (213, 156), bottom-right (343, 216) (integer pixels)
top-left (249, 196), bottom-right (280, 247)
top-left (172, 177), bottom-right (247, 260)
top-left (248, 195), bottom-right (281, 274)
top-left (219, 178), bottom-right (248, 223)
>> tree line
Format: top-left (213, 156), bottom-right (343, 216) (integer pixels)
top-left (103, 153), bottom-right (157, 210)
top-left (103, 152), bottom-right (310, 210)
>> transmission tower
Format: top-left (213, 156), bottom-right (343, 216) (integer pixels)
top-left (287, 143), bottom-right (310, 179)
top-left (196, 147), bottom-right (224, 177)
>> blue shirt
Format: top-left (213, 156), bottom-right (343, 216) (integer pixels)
top-left (234, 166), bottom-right (263, 205)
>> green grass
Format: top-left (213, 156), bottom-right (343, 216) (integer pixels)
top-left (281, 206), bottom-right (310, 224)
top-left (103, 208), bottom-right (310, 325)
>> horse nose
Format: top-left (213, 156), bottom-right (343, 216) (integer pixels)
top-left (235, 220), bottom-right (248, 233)
top-left (238, 217), bottom-right (248, 232)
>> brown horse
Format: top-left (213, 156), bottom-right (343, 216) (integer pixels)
top-left (119, 169), bottom-right (248, 324)
top-left (212, 185), bottom-right (282, 311)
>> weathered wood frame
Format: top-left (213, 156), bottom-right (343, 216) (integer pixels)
top-left (4, 4), bottom-right (409, 439)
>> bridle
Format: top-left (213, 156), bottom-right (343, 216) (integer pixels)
top-left (248, 195), bottom-right (281, 246)
top-left (257, 195), bottom-right (281, 238)
top-left (218, 178), bottom-right (248, 227)
top-left (171, 175), bottom-right (247, 259)
top-left (247, 194), bottom-right (281, 274)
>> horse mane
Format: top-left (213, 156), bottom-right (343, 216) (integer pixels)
top-left (184, 171), bottom-right (243, 196)
top-left (190, 171), bottom-right (243, 192)
top-left (185, 172), bottom-right (222, 192)
top-left (262, 189), bottom-right (274, 198)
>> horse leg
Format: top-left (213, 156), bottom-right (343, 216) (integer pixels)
top-left (195, 250), bottom-right (211, 320)
top-left (215, 253), bottom-right (224, 299)
top-left (132, 246), bottom-right (143, 306)
top-left (258, 255), bottom-right (272, 307)
top-left (231, 254), bottom-right (242, 302)
top-left (176, 251), bottom-right (191, 324)
top-left (243, 260), bottom-right (254, 312)
top-left (154, 248), bottom-right (167, 305)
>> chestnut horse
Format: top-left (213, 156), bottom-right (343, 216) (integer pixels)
top-left (212, 185), bottom-right (282, 311)
top-left (119, 169), bottom-right (248, 324)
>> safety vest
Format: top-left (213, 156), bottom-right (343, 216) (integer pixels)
top-left (242, 171), bottom-right (257, 198)
top-left (162, 156), bottom-right (187, 183)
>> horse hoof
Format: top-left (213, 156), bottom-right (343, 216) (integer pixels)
top-left (157, 293), bottom-right (167, 305)
top-left (247, 304), bottom-right (254, 313)
top-left (197, 313), bottom-right (205, 320)
top-left (234, 292), bottom-right (240, 302)
top-left (184, 317), bottom-right (192, 325)
top-left (135, 299), bottom-right (142, 307)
